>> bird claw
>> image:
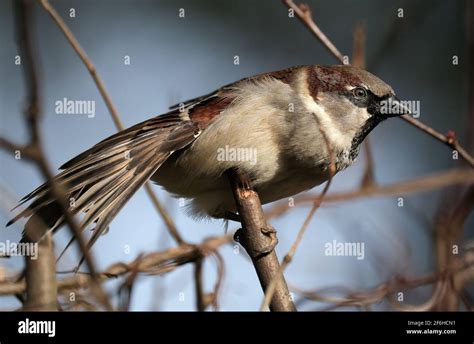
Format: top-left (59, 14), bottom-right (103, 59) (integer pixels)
top-left (240, 177), bottom-right (251, 191)
top-left (258, 225), bottom-right (278, 257)
top-left (233, 228), bottom-right (243, 243)
top-left (233, 225), bottom-right (278, 259)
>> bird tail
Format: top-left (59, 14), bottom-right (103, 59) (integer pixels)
top-left (7, 113), bottom-right (199, 244)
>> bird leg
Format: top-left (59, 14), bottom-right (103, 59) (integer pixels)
top-left (233, 222), bottom-right (278, 259)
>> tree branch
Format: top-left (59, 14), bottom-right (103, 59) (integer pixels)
top-left (193, 258), bottom-right (206, 311)
top-left (8, 0), bottom-right (112, 311)
top-left (23, 234), bottom-right (57, 310)
top-left (227, 169), bottom-right (295, 311)
top-left (0, 234), bottom-right (232, 296)
top-left (37, 0), bottom-right (185, 245)
top-left (266, 168), bottom-right (474, 219)
top-left (11, 0), bottom-right (56, 309)
top-left (293, 251), bottom-right (474, 311)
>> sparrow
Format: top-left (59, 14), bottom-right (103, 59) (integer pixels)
top-left (7, 65), bottom-right (406, 243)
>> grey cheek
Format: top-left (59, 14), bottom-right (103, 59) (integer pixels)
top-left (339, 107), bottom-right (364, 128)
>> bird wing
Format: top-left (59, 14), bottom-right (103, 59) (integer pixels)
top-left (8, 112), bottom-right (200, 242)
top-left (8, 66), bottom-right (302, 243)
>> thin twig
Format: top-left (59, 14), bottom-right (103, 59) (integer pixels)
top-left (285, 0), bottom-right (345, 62)
top-left (293, 254), bottom-right (473, 310)
top-left (10, 0), bottom-right (112, 311)
top-left (117, 254), bottom-right (142, 311)
top-left (0, 234), bottom-right (233, 296)
top-left (190, 242), bottom-right (225, 311)
top-left (193, 258), bottom-right (206, 311)
top-left (12, 0), bottom-right (57, 311)
top-left (208, 249), bottom-right (225, 310)
top-left (37, 0), bottom-right (185, 245)
top-left (266, 168), bottom-right (474, 219)
top-left (400, 115), bottom-right (474, 167)
top-left (434, 186), bottom-right (474, 310)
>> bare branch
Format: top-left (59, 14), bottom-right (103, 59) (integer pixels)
top-left (284, 0), bottom-right (345, 62)
top-left (266, 168), bottom-right (474, 219)
top-left (117, 254), bottom-right (142, 311)
top-left (227, 170), bottom-right (295, 311)
top-left (0, 234), bottom-right (233, 296)
top-left (400, 115), bottom-right (474, 167)
top-left (37, 0), bottom-right (185, 245)
top-left (193, 258), bottom-right (206, 311)
top-left (434, 186), bottom-right (474, 310)
top-left (23, 233), bottom-right (57, 310)
top-left (293, 252), bottom-right (473, 310)
top-left (9, 0), bottom-right (112, 311)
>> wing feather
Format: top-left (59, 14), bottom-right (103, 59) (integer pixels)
top-left (8, 66), bottom-right (302, 243)
top-left (7, 113), bottom-right (200, 243)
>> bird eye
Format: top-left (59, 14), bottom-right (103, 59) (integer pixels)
top-left (353, 87), bottom-right (368, 99)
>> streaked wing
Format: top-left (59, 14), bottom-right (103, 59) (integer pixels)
top-left (8, 113), bottom-right (200, 242)
top-left (8, 66), bottom-right (302, 243)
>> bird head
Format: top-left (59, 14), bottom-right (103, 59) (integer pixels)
top-left (298, 65), bottom-right (408, 168)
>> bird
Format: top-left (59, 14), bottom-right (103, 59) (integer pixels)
top-left (7, 65), bottom-right (406, 244)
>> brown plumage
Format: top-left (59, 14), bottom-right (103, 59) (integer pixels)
top-left (8, 64), bottom-right (398, 246)
top-left (9, 113), bottom-right (199, 242)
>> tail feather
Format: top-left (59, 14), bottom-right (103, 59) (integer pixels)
top-left (7, 113), bottom-right (200, 243)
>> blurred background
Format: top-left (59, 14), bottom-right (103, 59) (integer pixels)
top-left (0, 0), bottom-right (472, 311)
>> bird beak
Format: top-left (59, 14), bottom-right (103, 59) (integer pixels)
top-left (379, 96), bottom-right (411, 117)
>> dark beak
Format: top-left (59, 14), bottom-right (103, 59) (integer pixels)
top-left (378, 96), bottom-right (411, 117)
